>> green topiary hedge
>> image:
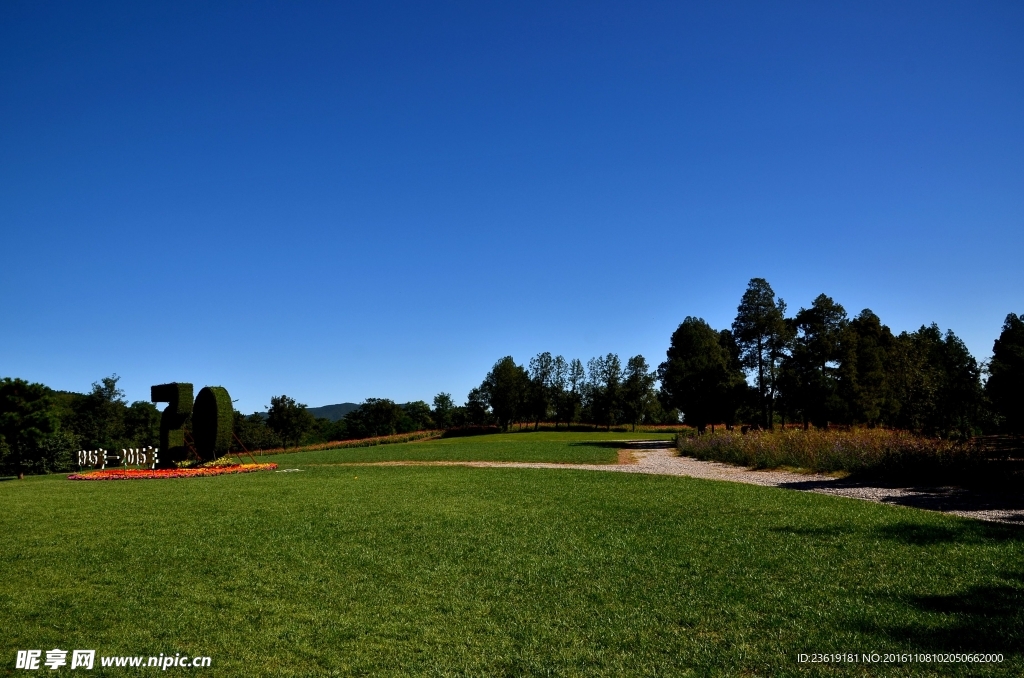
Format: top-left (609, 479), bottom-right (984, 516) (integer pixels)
top-left (192, 386), bottom-right (233, 461)
top-left (151, 383), bottom-right (193, 468)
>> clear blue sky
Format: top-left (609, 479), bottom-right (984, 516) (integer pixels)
top-left (2, 1), bottom-right (1021, 413)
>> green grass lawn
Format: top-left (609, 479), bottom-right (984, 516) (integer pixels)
top-left (260, 431), bottom-right (673, 466)
top-left (2, 433), bottom-right (1022, 676)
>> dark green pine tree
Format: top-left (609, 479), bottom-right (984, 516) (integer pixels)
top-left (838, 309), bottom-right (894, 426)
top-left (0, 378), bottom-right (56, 477)
top-left (732, 278), bottom-right (791, 428)
top-left (986, 313), bottom-right (1024, 433)
top-left (786, 294), bottom-right (848, 428)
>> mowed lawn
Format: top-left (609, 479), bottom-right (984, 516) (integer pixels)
top-left (261, 431), bottom-right (674, 466)
top-left (0, 435), bottom-right (1022, 676)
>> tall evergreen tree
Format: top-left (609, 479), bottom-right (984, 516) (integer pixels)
top-left (887, 325), bottom-right (983, 438)
top-left (73, 375), bottom-right (128, 450)
top-left (732, 278), bottom-right (790, 428)
top-left (839, 309), bottom-right (893, 426)
top-left (933, 329), bottom-right (984, 437)
top-left (0, 378), bottom-right (56, 477)
top-left (716, 329), bottom-right (750, 428)
top-left (783, 294), bottom-right (848, 428)
top-left (986, 313), bottom-right (1024, 433)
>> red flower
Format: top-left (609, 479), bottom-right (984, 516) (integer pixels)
top-left (68, 463), bottom-right (278, 481)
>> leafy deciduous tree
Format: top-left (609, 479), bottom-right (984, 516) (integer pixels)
top-left (528, 352), bottom-right (555, 430)
top-left (621, 355), bottom-right (656, 431)
top-left (398, 401), bottom-right (434, 433)
top-left (464, 387), bottom-right (491, 427)
top-left (481, 357), bottom-right (529, 432)
top-left (432, 393), bottom-right (455, 430)
top-left (659, 318), bottom-right (743, 433)
top-left (266, 395), bottom-right (315, 448)
top-left (586, 354), bottom-right (622, 430)
top-left (555, 358), bottom-right (585, 427)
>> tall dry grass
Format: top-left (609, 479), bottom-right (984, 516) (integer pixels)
top-left (676, 428), bottom-right (981, 477)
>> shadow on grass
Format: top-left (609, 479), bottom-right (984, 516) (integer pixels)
top-left (771, 519), bottom-right (1024, 546)
top-left (856, 572), bottom-right (1024, 653)
top-left (777, 477), bottom-right (1024, 524)
top-left (874, 521), bottom-right (1024, 545)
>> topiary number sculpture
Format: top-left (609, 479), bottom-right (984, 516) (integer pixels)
top-left (151, 383), bottom-right (193, 467)
top-left (192, 386), bottom-right (234, 460)
top-left (151, 382), bottom-right (234, 467)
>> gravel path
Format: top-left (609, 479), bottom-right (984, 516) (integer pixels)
top-left (332, 445), bottom-right (1024, 525)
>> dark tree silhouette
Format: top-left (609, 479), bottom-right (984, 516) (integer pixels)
top-left (481, 357), bottom-right (529, 431)
top-left (732, 278), bottom-right (790, 428)
top-left (266, 395), bottom-right (315, 448)
top-left (987, 313), bottom-right (1024, 433)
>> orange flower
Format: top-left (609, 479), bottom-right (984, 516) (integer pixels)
top-left (68, 463), bottom-right (278, 481)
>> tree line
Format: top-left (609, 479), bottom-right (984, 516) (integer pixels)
top-left (428, 279), bottom-right (1021, 438)
top-left (0, 378), bottom-right (444, 475)
top-left (0, 376), bottom-right (161, 476)
top-left (450, 352), bottom-right (675, 432)
top-left (660, 278), bottom-right (1023, 437)
top-left (2, 277), bottom-right (1022, 475)
top-left (233, 396), bottom-right (437, 451)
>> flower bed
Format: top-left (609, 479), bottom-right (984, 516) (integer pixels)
top-left (68, 463), bottom-right (278, 481)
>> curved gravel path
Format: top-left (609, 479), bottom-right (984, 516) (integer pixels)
top-left (328, 445), bottom-right (1024, 525)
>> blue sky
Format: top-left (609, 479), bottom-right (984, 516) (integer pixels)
top-left (1, 1), bottom-right (1021, 413)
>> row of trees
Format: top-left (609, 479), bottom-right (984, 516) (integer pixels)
top-left (0, 376), bottom-right (161, 476)
top-left (3, 278), bottom-right (1021, 474)
top-left (241, 357), bottom-right (672, 451)
top-left (462, 352), bottom-right (675, 432)
top-left (0, 377), bottom-right (443, 474)
top-left (233, 395), bottom-right (438, 451)
top-left (659, 278), bottom-right (1023, 437)
top-left (259, 288), bottom-right (1022, 442)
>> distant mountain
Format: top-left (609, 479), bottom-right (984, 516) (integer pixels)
top-left (306, 403), bottom-right (360, 421)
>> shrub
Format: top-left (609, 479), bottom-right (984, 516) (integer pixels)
top-left (676, 427), bottom-right (982, 478)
